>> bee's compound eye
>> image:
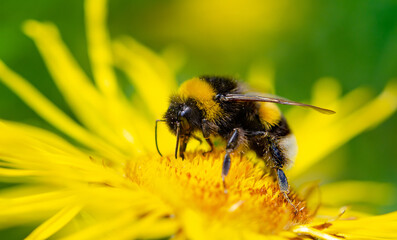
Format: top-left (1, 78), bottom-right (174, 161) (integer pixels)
top-left (180, 107), bottom-right (192, 118)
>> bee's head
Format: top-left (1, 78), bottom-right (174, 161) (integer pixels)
top-left (159, 96), bottom-right (202, 159)
top-left (164, 96), bottom-right (202, 135)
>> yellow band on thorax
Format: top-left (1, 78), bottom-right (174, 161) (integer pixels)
top-left (178, 77), bottom-right (222, 120)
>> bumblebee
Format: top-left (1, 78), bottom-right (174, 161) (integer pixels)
top-left (155, 76), bottom-right (334, 210)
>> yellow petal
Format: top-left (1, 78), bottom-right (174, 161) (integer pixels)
top-left (25, 204), bottom-right (83, 240)
top-left (59, 211), bottom-right (138, 240)
top-left (320, 181), bottom-right (395, 207)
top-left (113, 37), bottom-right (177, 118)
top-left (293, 225), bottom-right (341, 240)
top-left (161, 44), bottom-right (187, 74)
top-left (290, 80), bottom-right (397, 177)
top-left (0, 62), bottom-right (124, 160)
top-left (85, 0), bottom-right (118, 97)
top-left (311, 78), bottom-right (342, 107)
top-left (326, 212), bottom-right (397, 239)
top-left (0, 169), bottom-right (41, 177)
top-left (0, 121), bottom-right (132, 188)
top-left (108, 212), bottom-right (178, 240)
top-left (0, 191), bottom-right (73, 217)
top-left (22, 20), bottom-right (141, 155)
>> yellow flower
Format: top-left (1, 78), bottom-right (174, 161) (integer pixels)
top-left (1, 0), bottom-right (397, 239)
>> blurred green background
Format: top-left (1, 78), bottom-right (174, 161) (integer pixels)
top-left (0, 0), bottom-right (396, 219)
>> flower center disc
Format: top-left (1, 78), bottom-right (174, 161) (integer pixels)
top-left (127, 150), bottom-right (310, 234)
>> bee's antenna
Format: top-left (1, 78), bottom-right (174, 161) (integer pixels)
top-left (175, 121), bottom-right (181, 159)
top-left (155, 119), bottom-right (166, 157)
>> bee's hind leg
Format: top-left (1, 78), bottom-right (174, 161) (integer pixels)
top-left (275, 168), bottom-right (298, 213)
top-left (222, 128), bottom-right (244, 194)
top-left (266, 136), bottom-right (298, 212)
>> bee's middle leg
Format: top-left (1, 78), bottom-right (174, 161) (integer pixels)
top-left (222, 128), bottom-right (244, 193)
top-left (202, 119), bottom-right (214, 155)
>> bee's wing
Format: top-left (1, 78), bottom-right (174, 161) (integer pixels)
top-left (223, 93), bottom-right (335, 115)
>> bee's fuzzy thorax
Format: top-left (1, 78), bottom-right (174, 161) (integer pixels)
top-left (178, 77), bottom-right (223, 121)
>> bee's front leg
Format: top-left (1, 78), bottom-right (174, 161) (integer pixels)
top-left (179, 134), bottom-right (190, 160)
top-left (191, 134), bottom-right (203, 144)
